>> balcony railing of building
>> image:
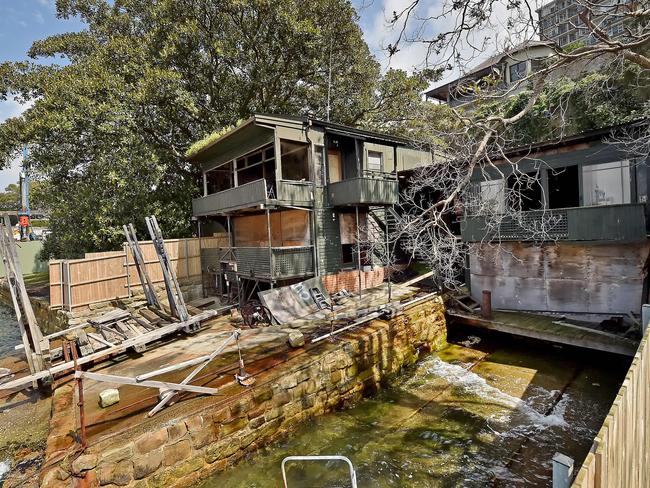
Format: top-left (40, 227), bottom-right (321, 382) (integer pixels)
top-left (232, 246), bottom-right (315, 280)
top-left (328, 171), bottom-right (398, 207)
top-left (461, 203), bottom-right (647, 242)
top-left (192, 178), bottom-right (314, 215)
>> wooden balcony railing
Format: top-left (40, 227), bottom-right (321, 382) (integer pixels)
top-left (328, 175), bottom-right (398, 206)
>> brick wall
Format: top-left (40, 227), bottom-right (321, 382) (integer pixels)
top-left (321, 267), bottom-right (386, 294)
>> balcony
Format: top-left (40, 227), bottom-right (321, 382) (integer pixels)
top-left (461, 203), bottom-right (648, 242)
top-left (192, 178), bottom-right (313, 215)
top-left (232, 246), bottom-right (315, 280)
top-left (328, 174), bottom-right (398, 207)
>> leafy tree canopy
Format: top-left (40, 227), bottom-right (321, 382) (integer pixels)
top-left (0, 0), bottom-right (429, 258)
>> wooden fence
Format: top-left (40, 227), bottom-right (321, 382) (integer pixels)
top-left (572, 326), bottom-right (650, 487)
top-left (49, 235), bottom-right (228, 311)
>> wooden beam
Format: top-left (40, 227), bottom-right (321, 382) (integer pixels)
top-left (0, 310), bottom-right (218, 391)
top-left (135, 355), bottom-right (212, 382)
top-left (75, 371), bottom-right (219, 395)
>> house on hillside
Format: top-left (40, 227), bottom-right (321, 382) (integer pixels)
top-left (462, 121), bottom-right (650, 316)
top-left (425, 41), bottom-right (555, 107)
top-left (188, 114), bottom-right (432, 300)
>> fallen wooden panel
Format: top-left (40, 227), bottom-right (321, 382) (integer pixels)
top-left (448, 310), bottom-right (639, 356)
top-left (75, 371), bottom-right (219, 395)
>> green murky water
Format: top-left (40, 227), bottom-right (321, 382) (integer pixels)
top-left (0, 304), bottom-right (20, 358)
top-left (200, 328), bottom-right (629, 488)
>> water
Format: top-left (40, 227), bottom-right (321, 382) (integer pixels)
top-left (0, 304), bottom-right (20, 358)
top-left (200, 328), bottom-right (629, 488)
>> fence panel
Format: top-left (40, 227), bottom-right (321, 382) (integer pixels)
top-left (49, 235), bottom-right (228, 310)
top-left (572, 326), bottom-right (650, 488)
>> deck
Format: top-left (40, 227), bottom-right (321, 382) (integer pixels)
top-left (447, 309), bottom-right (639, 356)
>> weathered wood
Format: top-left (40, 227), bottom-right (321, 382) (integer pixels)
top-left (400, 270), bottom-right (434, 287)
top-left (135, 355), bottom-right (213, 382)
top-left (0, 310), bottom-right (217, 391)
top-left (124, 223), bottom-right (161, 308)
top-left (75, 371), bottom-right (219, 395)
top-left (148, 329), bottom-right (239, 416)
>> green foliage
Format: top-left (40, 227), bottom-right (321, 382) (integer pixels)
top-left (0, 0), bottom-right (423, 258)
top-left (185, 119), bottom-right (245, 159)
top-left (0, 184), bottom-right (20, 211)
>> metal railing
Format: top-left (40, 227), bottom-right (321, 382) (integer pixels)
top-left (192, 178), bottom-right (314, 215)
top-left (281, 455), bottom-right (357, 488)
top-left (232, 246), bottom-right (314, 279)
top-left (328, 176), bottom-right (398, 206)
top-left (461, 203), bottom-right (647, 242)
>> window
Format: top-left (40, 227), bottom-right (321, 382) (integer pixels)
top-left (367, 151), bottom-right (383, 173)
top-left (480, 179), bottom-right (505, 214)
top-left (582, 160), bottom-right (631, 206)
top-left (280, 140), bottom-right (310, 181)
top-left (235, 144), bottom-right (275, 186)
top-left (509, 61), bottom-right (527, 83)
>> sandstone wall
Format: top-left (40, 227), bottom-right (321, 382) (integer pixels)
top-left (40, 297), bottom-right (446, 488)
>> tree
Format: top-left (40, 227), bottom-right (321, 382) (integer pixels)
top-left (0, 0), bottom-right (411, 258)
top-left (0, 184), bottom-right (20, 211)
top-left (378, 0), bottom-right (650, 287)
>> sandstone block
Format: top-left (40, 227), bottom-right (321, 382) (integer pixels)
top-left (167, 422), bottom-right (188, 442)
top-left (135, 428), bottom-right (168, 454)
top-left (72, 453), bottom-right (98, 472)
top-left (221, 417), bottom-right (247, 436)
top-left (98, 460), bottom-right (133, 486)
top-left (163, 439), bottom-right (191, 467)
top-left (133, 449), bottom-right (163, 479)
top-left (101, 444), bottom-right (133, 464)
top-left (98, 388), bottom-right (120, 408)
top-left (185, 415), bottom-right (204, 433)
top-left (287, 331), bottom-right (305, 348)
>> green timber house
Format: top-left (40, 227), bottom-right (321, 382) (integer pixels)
top-left (188, 114), bottom-right (431, 299)
top-left (462, 121), bottom-right (650, 316)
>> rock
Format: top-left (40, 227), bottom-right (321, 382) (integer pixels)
top-left (98, 460), bottom-right (133, 486)
top-left (133, 449), bottom-right (163, 479)
top-left (287, 331), bottom-right (305, 348)
top-left (135, 428), bottom-right (168, 454)
top-left (99, 388), bottom-right (120, 408)
top-left (72, 454), bottom-right (99, 472)
top-left (163, 439), bottom-right (191, 467)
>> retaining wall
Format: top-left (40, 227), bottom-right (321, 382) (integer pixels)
top-left (40, 297), bottom-right (446, 488)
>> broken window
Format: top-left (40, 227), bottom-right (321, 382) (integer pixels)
top-left (367, 151), bottom-right (383, 173)
top-left (280, 140), bottom-right (310, 181)
top-left (479, 179), bottom-right (505, 214)
top-left (506, 172), bottom-right (543, 211)
top-left (205, 162), bottom-right (233, 194)
top-left (235, 144), bottom-right (275, 187)
top-left (509, 61), bottom-right (527, 83)
top-left (582, 160), bottom-right (631, 206)
top-left (548, 166), bottom-right (579, 209)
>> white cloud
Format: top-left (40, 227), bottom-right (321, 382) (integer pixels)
top-left (357, 0), bottom-right (543, 87)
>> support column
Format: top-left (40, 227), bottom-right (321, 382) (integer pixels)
top-left (356, 206), bottom-right (362, 298)
top-left (267, 208), bottom-right (274, 289)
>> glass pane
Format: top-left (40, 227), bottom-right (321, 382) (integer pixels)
top-left (509, 61), bottom-right (527, 83)
top-left (280, 140), bottom-right (310, 181)
top-left (480, 179), bottom-right (505, 214)
top-left (368, 151), bottom-right (382, 172)
top-left (582, 160), bottom-right (630, 206)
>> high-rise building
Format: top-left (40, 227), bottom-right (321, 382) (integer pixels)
top-left (538, 0), bottom-right (627, 48)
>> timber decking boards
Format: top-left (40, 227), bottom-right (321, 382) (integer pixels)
top-left (448, 309), bottom-right (639, 356)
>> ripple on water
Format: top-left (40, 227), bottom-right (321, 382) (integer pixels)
top-left (0, 305), bottom-right (20, 358)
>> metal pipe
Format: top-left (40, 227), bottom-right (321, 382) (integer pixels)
top-left (71, 342), bottom-right (87, 450)
top-left (481, 290), bottom-right (492, 319)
